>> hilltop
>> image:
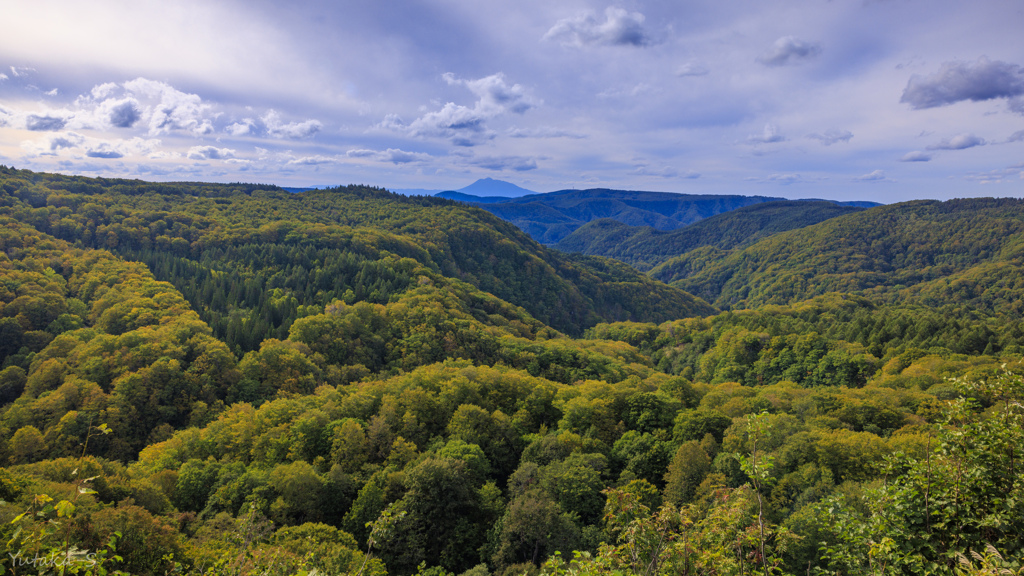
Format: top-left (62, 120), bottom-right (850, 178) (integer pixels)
top-left (554, 200), bottom-right (867, 271)
top-left (440, 188), bottom-right (786, 244)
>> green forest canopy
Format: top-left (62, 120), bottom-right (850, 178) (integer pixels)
top-left (2, 167), bottom-right (1024, 576)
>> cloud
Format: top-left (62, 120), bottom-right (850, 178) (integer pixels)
top-left (86, 145), bottom-right (124, 159)
top-left (383, 73), bottom-right (536, 146)
top-left (9, 66), bottom-right (35, 78)
top-left (764, 173), bottom-right (803, 184)
top-left (345, 148), bottom-right (431, 164)
top-left (262, 110), bottom-right (322, 139)
top-left (22, 132), bottom-right (160, 160)
top-left (0, 73), bottom-right (7, 82)
top-left (44, 88), bottom-right (59, 97)
top-left (1009, 130), bottom-right (1024, 143)
top-left (468, 155), bottom-right (538, 171)
top-left (99, 98), bottom-right (142, 128)
top-left (544, 7), bottom-right (651, 48)
top-left (901, 57), bottom-right (1024, 110)
top-left (632, 164), bottom-right (701, 179)
top-left (187, 145), bottom-right (236, 160)
top-left (48, 133), bottom-right (86, 151)
top-left (227, 119), bottom-right (256, 136)
top-left (90, 83), bottom-right (119, 100)
top-left (507, 127), bottom-right (585, 139)
top-left (758, 36), bottom-right (822, 67)
top-left (123, 78), bottom-right (214, 136)
top-left (632, 164), bottom-right (679, 178)
top-left (926, 133), bottom-right (986, 151)
top-left (287, 155), bottom-right (337, 165)
top-left (808, 128), bottom-right (853, 146)
top-left (26, 114), bottom-right (68, 131)
top-left (900, 151), bottom-right (932, 162)
top-left (748, 123), bottom-right (785, 144)
top-left (856, 170), bottom-right (888, 182)
top-left (444, 72), bottom-right (538, 115)
top-left (964, 164), bottom-right (1024, 184)
top-left (676, 62), bottom-right (709, 77)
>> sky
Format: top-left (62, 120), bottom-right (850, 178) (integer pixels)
top-left (1, 0), bottom-right (1022, 203)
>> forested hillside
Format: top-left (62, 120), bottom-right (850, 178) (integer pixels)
top-left (664, 198), bottom-right (1024, 314)
top-left (554, 201), bottom-right (866, 271)
top-left (0, 167), bottom-right (711, 349)
top-left (442, 189), bottom-right (785, 244)
top-left (2, 168), bottom-right (1023, 576)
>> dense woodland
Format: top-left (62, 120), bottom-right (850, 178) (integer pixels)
top-left (1, 167), bottom-right (1023, 576)
top-left (446, 189), bottom-right (789, 244)
top-left (553, 201), bottom-right (867, 271)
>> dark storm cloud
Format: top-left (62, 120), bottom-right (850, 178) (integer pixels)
top-left (757, 36), bottom-right (822, 67)
top-left (26, 114), bottom-right (68, 131)
top-left (901, 57), bottom-right (1024, 110)
top-left (544, 7), bottom-right (651, 48)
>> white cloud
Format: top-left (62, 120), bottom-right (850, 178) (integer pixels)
top-left (22, 132), bottom-right (161, 159)
top-left (345, 148), bottom-right (431, 164)
top-left (187, 145), bottom-right (236, 160)
top-left (964, 164), bottom-right (1024, 184)
top-left (123, 78), bottom-right (214, 136)
top-left (227, 119), bottom-right (256, 136)
top-left (808, 128), bottom-right (853, 146)
top-left (287, 155), bottom-right (337, 165)
top-left (900, 151), bottom-right (932, 162)
top-left (382, 73), bottom-right (536, 146)
top-left (856, 170), bottom-right (888, 182)
top-left (444, 72), bottom-right (538, 115)
top-left (262, 110), bottom-right (322, 139)
top-left (901, 57), bottom-right (1024, 110)
top-left (90, 82), bottom-right (119, 100)
top-left (0, 73), bottom-right (8, 82)
top-left (748, 123), bottom-right (785, 144)
top-left (544, 7), bottom-right (651, 48)
top-left (926, 133), bottom-right (986, 150)
top-left (758, 36), bottom-right (822, 67)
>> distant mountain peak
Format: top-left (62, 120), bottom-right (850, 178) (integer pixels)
top-left (457, 178), bottom-right (535, 198)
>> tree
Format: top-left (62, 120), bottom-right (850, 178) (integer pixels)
top-left (663, 440), bottom-right (711, 505)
